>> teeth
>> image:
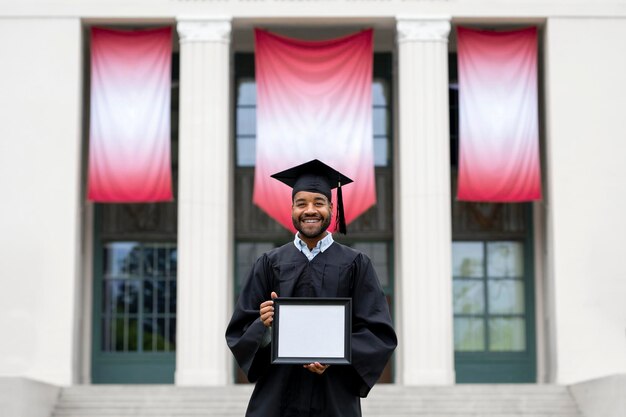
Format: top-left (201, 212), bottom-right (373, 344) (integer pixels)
top-left (303, 219), bottom-right (319, 223)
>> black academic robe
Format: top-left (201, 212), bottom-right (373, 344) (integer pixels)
top-left (225, 241), bottom-right (397, 417)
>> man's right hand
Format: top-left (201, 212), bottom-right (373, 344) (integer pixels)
top-left (260, 291), bottom-right (278, 327)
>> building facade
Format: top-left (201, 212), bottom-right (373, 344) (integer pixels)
top-left (1, 0), bottom-right (625, 389)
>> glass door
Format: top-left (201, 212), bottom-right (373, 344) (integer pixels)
top-left (92, 241), bottom-right (177, 383)
top-left (452, 238), bottom-right (536, 382)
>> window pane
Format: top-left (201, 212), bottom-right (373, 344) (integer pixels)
top-left (154, 280), bottom-right (166, 314)
top-left (143, 319), bottom-right (157, 352)
top-left (156, 318), bottom-right (166, 351)
top-left (168, 280), bottom-right (177, 315)
top-left (142, 246), bottom-right (154, 276)
top-left (373, 107), bottom-right (387, 136)
top-left (105, 280), bottom-right (139, 315)
top-left (155, 247), bottom-right (168, 277)
top-left (236, 108), bottom-right (256, 136)
top-left (372, 80), bottom-right (388, 106)
top-left (489, 318), bottom-right (526, 351)
top-left (488, 279), bottom-right (525, 314)
top-left (144, 280), bottom-right (157, 314)
top-left (237, 80), bottom-right (256, 105)
top-left (452, 242), bottom-right (484, 277)
top-left (128, 319), bottom-right (138, 351)
top-left (487, 241), bottom-right (523, 277)
top-left (141, 316), bottom-right (175, 352)
top-left (101, 242), bottom-right (177, 354)
top-left (454, 317), bottom-right (484, 351)
top-left (101, 317), bottom-right (113, 351)
top-left (237, 137), bottom-right (256, 167)
top-left (103, 279), bottom-right (123, 314)
top-left (168, 248), bottom-right (177, 277)
top-left (104, 242), bottom-right (140, 277)
top-left (374, 137), bottom-right (388, 167)
top-left (126, 281), bottom-right (140, 315)
top-left (453, 280), bottom-right (484, 314)
top-left (168, 318), bottom-right (176, 351)
top-left (115, 318), bottom-right (125, 351)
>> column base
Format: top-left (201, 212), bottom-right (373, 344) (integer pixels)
top-left (175, 369), bottom-right (228, 386)
top-left (403, 369), bottom-right (455, 386)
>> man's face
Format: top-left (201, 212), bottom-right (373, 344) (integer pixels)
top-left (291, 191), bottom-right (333, 239)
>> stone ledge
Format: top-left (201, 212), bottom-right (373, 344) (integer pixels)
top-left (569, 374), bottom-right (626, 417)
top-left (0, 377), bottom-right (60, 417)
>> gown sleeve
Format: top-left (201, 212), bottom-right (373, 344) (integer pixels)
top-left (225, 254), bottom-right (274, 382)
top-left (349, 254), bottom-right (398, 397)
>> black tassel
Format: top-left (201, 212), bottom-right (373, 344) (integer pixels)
top-left (336, 181), bottom-right (347, 234)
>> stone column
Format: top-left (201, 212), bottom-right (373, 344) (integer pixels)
top-left (175, 17), bottom-right (232, 385)
top-left (395, 16), bottom-right (455, 385)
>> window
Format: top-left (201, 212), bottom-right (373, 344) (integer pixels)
top-left (101, 242), bottom-right (177, 352)
top-left (453, 241), bottom-right (526, 352)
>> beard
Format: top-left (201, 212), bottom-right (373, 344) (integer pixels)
top-left (292, 213), bottom-right (332, 239)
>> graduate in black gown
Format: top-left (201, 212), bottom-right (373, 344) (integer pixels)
top-left (226, 160), bottom-right (397, 417)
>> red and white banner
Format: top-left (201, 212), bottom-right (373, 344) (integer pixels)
top-left (457, 27), bottom-right (542, 202)
top-left (88, 27), bottom-right (173, 202)
top-left (253, 29), bottom-right (376, 231)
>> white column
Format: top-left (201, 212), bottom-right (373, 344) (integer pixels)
top-left (175, 17), bottom-right (232, 386)
top-left (0, 18), bottom-right (82, 386)
top-left (395, 16), bottom-right (455, 385)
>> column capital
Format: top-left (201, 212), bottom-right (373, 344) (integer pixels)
top-left (396, 16), bottom-right (451, 43)
top-left (176, 17), bottom-right (232, 44)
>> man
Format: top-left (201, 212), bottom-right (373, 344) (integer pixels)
top-left (225, 159), bottom-right (397, 417)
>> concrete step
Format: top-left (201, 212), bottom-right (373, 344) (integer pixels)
top-left (51, 384), bottom-right (583, 417)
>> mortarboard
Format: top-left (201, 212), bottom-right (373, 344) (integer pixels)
top-left (270, 159), bottom-right (353, 234)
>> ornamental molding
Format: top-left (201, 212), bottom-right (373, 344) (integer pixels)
top-left (396, 16), bottom-right (451, 43)
top-left (177, 17), bottom-right (232, 43)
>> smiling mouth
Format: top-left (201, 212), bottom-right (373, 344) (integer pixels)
top-left (302, 218), bottom-right (321, 224)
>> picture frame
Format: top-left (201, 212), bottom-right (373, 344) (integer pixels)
top-left (271, 297), bottom-right (351, 365)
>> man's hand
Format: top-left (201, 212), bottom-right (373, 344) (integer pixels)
top-left (303, 362), bottom-right (330, 375)
top-left (260, 291), bottom-right (278, 327)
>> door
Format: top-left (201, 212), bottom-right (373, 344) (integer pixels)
top-left (451, 202), bottom-right (536, 383)
top-left (92, 240), bottom-right (176, 383)
top-left (89, 50), bottom-right (179, 383)
top-left (91, 202), bottom-right (178, 383)
top-left (448, 54), bottom-right (536, 382)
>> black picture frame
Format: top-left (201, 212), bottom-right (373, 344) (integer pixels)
top-left (271, 297), bottom-right (352, 365)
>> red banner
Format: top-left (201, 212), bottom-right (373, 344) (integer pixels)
top-left (88, 27), bottom-right (173, 202)
top-left (457, 27), bottom-right (542, 202)
top-left (253, 29), bottom-right (376, 231)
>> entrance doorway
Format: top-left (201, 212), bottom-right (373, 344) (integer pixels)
top-left (451, 226), bottom-right (537, 382)
top-left (232, 51), bottom-right (395, 383)
top-left (87, 46), bottom-right (179, 383)
top-left (91, 204), bottom-right (178, 383)
top-left (448, 52), bottom-right (537, 382)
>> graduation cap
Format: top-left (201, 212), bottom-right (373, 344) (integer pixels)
top-left (271, 159), bottom-right (353, 234)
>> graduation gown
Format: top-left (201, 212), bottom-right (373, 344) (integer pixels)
top-left (225, 241), bottom-right (397, 417)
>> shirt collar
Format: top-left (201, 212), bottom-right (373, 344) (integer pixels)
top-left (293, 232), bottom-right (334, 253)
